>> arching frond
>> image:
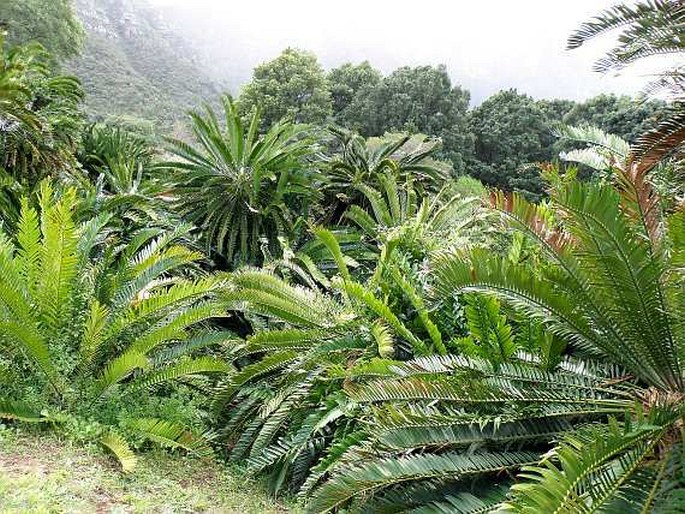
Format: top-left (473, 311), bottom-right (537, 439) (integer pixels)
top-left (127, 418), bottom-right (212, 456)
top-left (100, 432), bottom-right (137, 473)
top-left (306, 451), bottom-right (538, 514)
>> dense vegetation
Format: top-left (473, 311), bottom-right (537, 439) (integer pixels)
top-left (1, 0), bottom-right (684, 513)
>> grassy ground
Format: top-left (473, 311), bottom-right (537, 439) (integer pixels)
top-left (0, 427), bottom-right (299, 513)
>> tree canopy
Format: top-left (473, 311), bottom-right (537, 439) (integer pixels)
top-left (0, 0), bottom-right (84, 61)
top-left (238, 48), bottom-right (332, 128)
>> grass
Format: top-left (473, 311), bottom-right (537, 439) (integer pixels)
top-left (0, 426), bottom-right (299, 513)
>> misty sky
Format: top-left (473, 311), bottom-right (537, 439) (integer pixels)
top-left (150, 0), bottom-right (653, 104)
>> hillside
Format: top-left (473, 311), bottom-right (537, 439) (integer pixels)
top-left (67, 0), bottom-right (222, 133)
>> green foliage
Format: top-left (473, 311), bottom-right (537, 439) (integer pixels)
top-left (214, 227), bottom-right (454, 497)
top-left (238, 48), bottom-right (332, 129)
top-left (434, 154), bottom-right (685, 510)
top-left (323, 127), bottom-right (452, 223)
top-left (342, 171), bottom-right (484, 260)
top-left (468, 89), bottom-right (553, 200)
top-left (567, 1), bottom-right (685, 183)
top-left (0, 184), bottom-right (232, 470)
top-left (503, 413), bottom-right (684, 513)
top-left (333, 64), bottom-right (473, 173)
top-left (328, 61), bottom-right (382, 125)
top-left (468, 91), bottom-right (666, 198)
top-left (306, 350), bottom-right (637, 512)
top-left (216, 268), bottom-right (367, 494)
top-left (457, 294), bottom-right (517, 369)
top-left (0, 35), bottom-right (83, 183)
top-left (3, 3), bottom-right (685, 512)
top-left (165, 95), bottom-right (316, 267)
top-left (562, 94), bottom-right (666, 144)
top-left (0, 0), bottom-right (84, 61)
top-left (438, 169), bottom-right (684, 390)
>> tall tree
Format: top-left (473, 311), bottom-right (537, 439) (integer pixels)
top-left (563, 94), bottom-right (665, 143)
top-left (328, 61), bottom-right (382, 126)
top-left (238, 48), bottom-right (332, 129)
top-left (0, 0), bottom-right (84, 61)
top-left (468, 89), bottom-right (552, 199)
top-left (341, 65), bottom-right (473, 174)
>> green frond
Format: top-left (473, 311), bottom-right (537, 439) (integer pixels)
top-left (246, 375), bottom-right (319, 463)
top-left (434, 251), bottom-right (599, 357)
top-left (299, 431), bottom-right (369, 496)
top-left (240, 328), bottom-right (327, 357)
top-left (215, 351), bottom-right (300, 407)
top-left (128, 301), bottom-right (227, 355)
top-left (92, 351), bottom-right (148, 399)
top-left (35, 185), bottom-right (80, 337)
top-left (344, 205), bottom-right (377, 236)
top-left (306, 451), bottom-right (538, 514)
top-left (567, 1), bottom-right (683, 50)
top-left (372, 409), bottom-right (574, 451)
top-left (104, 277), bottom-right (225, 341)
top-left (365, 485), bottom-right (510, 514)
top-left (125, 357), bottom-right (230, 393)
top-left (226, 269), bottom-right (334, 327)
top-left (100, 432), bottom-right (137, 473)
top-left (15, 198), bottom-right (41, 294)
top-left (555, 125), bottom-right (630, 161)
top-left (371, 321), bottom-right (395, 359)
top-left (502, 418), bottom-right (674, 513)
top-left (151, 331), bottom-right (241, 364)
top-left (314, 227), bottom-right (351, 281)
top-left (357, 183), bottom-right (393, 227)
top-left (78, 298), bottom-right (109, 368)
top-left (342, 280), bottom-right (428, 356)
top-left (0, 399), bottom-right (46, 423)
top-left (459, 294), bottom-right (518, 368)
top-left (386, 263), bottom-right (445, 355)
top-left (128, 418), bottom-right (212, 456)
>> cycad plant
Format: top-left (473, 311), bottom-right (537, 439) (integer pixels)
top-left (0, 183), bottom-right (232, 471)
top-left (323, 127), bottom-right (450, 223)
top-left (77, 123), bottom-right (180, 236)
top-left (431, 154), bottom-right (685, 511)
top-left (301, 146), bottom-right (684, 512)
top-left (165, 95), bottom-right (317, 267)
top-left (0, 35), bottom-right (82, 229)
top-left (306, 353), bottom-right (635, 513)
top-left (215, 229), bottom-right (446, 496)
top-left (344, 170), bottom-right (483, 260)
top-left (0, 34), bottom-right (83, 180)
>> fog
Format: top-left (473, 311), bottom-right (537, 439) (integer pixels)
top-left (150, 0), bottom-right (655, 103)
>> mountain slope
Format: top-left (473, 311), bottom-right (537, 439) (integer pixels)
top-left (68, 0), bottom-right (222, 133)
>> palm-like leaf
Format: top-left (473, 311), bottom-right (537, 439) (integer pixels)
top-left (433, 160), bottom-right (684, 511)
top-left (0, 184), bottom-right (231, 470)
top-left (568, 1), bottom-right (685, 76)
top-left (0, 35), bottom-right (83, 182)
top-left (165, 95), bottom-right (316, 266)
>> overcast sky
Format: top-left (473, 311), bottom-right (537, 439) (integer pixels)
top-left (150, 0), bottom-right (652, 104)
